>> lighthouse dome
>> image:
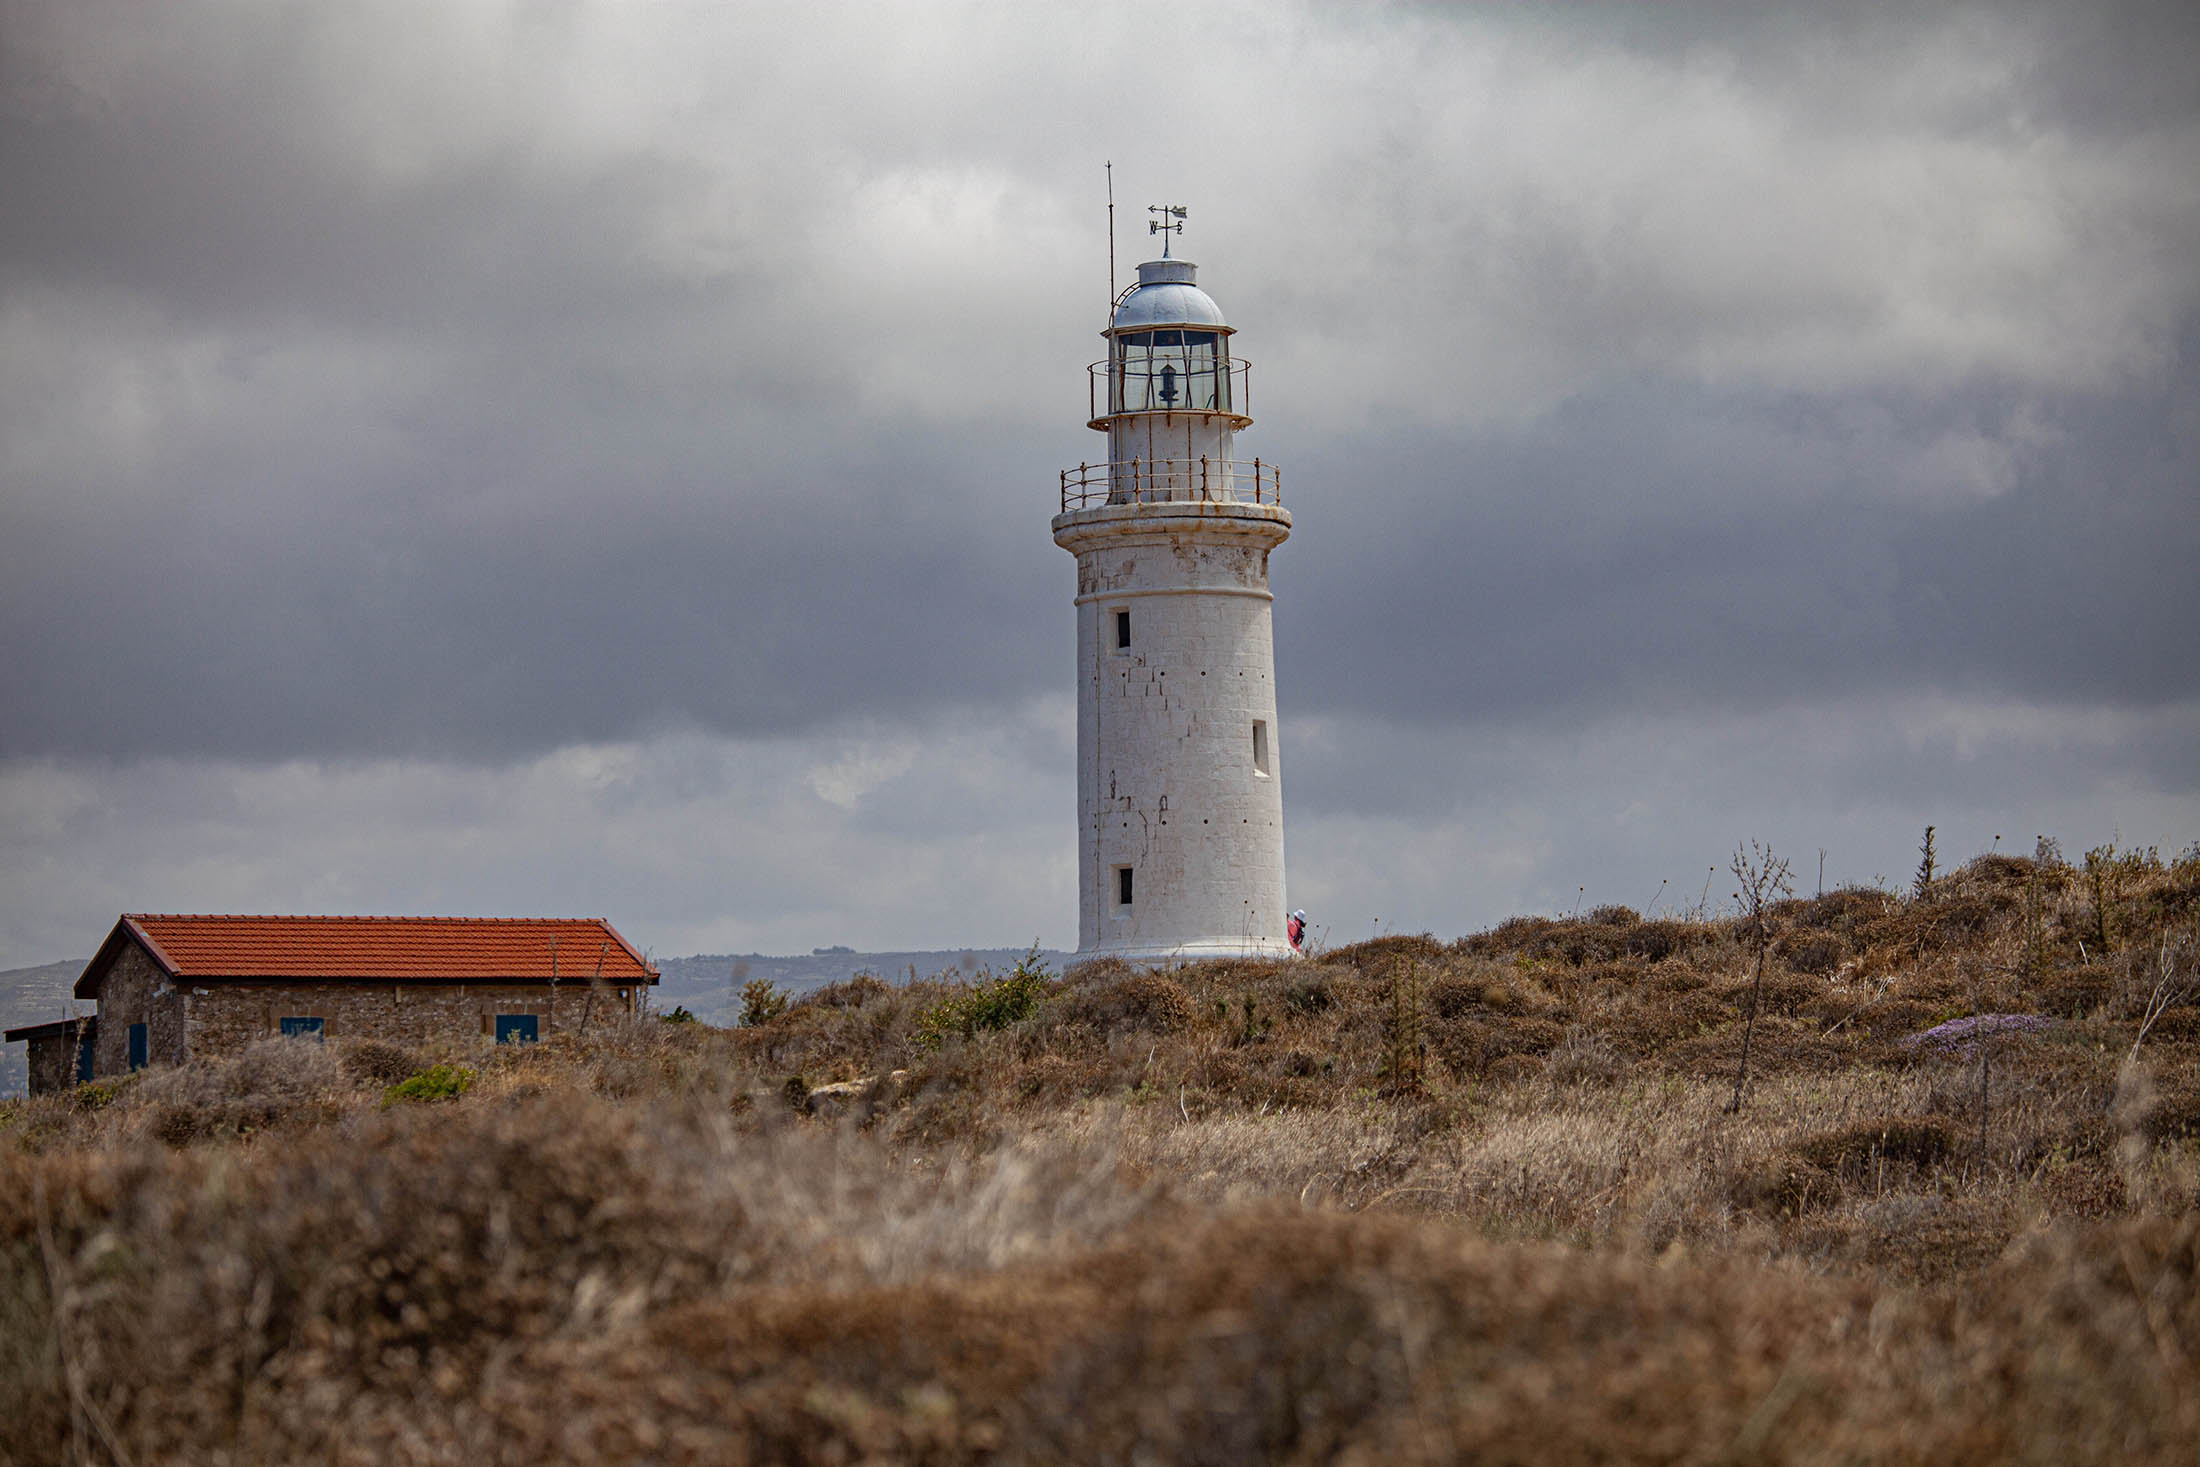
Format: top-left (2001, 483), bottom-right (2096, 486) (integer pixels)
top-left (1110, 259), bottom-right (1229, 333)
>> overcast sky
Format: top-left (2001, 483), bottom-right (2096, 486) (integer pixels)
top-left (3, 0), bottom-right (2195, 969)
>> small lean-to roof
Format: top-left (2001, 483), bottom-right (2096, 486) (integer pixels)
top-left (74, 914), bottom-right (657, 998)
top-left (4, 1015), bottom-right (95, 1044)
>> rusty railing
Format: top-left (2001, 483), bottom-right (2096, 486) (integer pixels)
top-left (1058, 457), bottom-right (1283, 512)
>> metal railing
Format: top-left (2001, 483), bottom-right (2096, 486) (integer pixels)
top-left (1059, 456), bottom-right (1283, 511)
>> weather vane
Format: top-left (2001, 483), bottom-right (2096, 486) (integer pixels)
top-left (1148, 203), bottom-right (1187, 258)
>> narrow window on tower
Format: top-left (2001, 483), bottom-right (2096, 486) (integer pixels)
top-left (1114, 865), bottom-right (1135, 908)
top-left (1114, 608), bottom-right (1132, 651)
top-left (1252, 719), bottom-right (1270, 776)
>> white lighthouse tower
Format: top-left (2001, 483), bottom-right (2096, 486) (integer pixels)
top-left (1053, 210), bottom-right (1294, 962)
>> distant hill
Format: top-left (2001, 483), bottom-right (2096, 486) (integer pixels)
top-left (0, 948), bottom-right (1070, 1094)
top-left (0, 959), bottom-right (88, 1098)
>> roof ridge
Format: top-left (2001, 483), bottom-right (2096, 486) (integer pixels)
top-left (127, 913), bottom-right (615, 924)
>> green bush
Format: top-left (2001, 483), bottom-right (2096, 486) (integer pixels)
top-left (72, 1074), bottom-right (139, 1111)
top-left (738, 979), bottom-right (790, 1028)
top-left (660, 1005), bottom-right (699, 1025)
top-left (915, 946), bottom-right (1053, 1048)
top-left (381, 1063), bottom-right (476, 1108)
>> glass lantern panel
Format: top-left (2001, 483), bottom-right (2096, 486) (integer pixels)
top-left (1114, 330), bottom-right (1228, 414)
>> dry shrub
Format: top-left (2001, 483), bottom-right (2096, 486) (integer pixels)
top-left (2139, 1065), bottom-right (2200, 1142)
top-left (2036, 967), bottom-right (2115, 1017)
top-left (1781, 886), bottom-right (1900, 931)
top-left (1601, 987), bottom-right (1730, 1056)
top-left (1777, 928), bottom-right (1849, 975)
top-left (446, 1208), bottom-right (1858, 1467)
top-left (1647, 963), bottom-right (1712, 995)
top-left (9, 874), bottom-right (2200, 1464)
top-left (1425, 970), bottom-right (1489, 1020)
top-left (2139, 1006), bottom-right (2200, 1043)
top-left (1730, 1156), bottom-right (1843, 1218)
top-left (1425, 962), bottom-right (1557, 1020)
top-left (1852, 997), bottom-right (1942, 1040)
top-left (803, 973), bottom-right (894, 1009)
top-left (1015, 1052), bottom-right (1109, 1108)
top-left (339, 1038), bottom-right (420, 1086)
top-left (1923, 895), bottom-right (2006, 942)
top-left (1434, 1016), bottom-right (1565, 1078)
top-left (1543, 1026), bottom-right (1627, 1087)
top-left (1482, 1052), bottom-right (1546, 1086)
top-left (1621, 920), bottom-right (1707, 961)
top-left (1325, 933), bottom-right (1450, 971)
top-left (1660, 1016), bottom-right (1852, 1080)
top-left (1793, 1116), bottom-right (1957, 1179)
top-left (2035, 1158), bottom-right (2128, 1219)
top-left (1858, 1193), bottom-right (2015, 1285)
top-left (1278, 971), bottom-right (1337, 1014)
top-left (129, 1036), bottom-right (349, 1147)
top-left (1063, 971), bottom-right (1196, 1033)
top-left (6, 1034), bottom-right (2200, 1462)
top-left (1711, 970), bottom-right (1820, 1016)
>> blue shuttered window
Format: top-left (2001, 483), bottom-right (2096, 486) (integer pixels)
top-left (279, 1016), bottom-right (325, 1041)
top-left (495, 1014), bottom-right (539, 1045)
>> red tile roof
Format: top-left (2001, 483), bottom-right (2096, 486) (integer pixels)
top-left (76, 915), bottom-right (656, 995)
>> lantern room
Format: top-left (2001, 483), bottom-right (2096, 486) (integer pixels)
top-left (1090, 258), bottom-right (1253, 430)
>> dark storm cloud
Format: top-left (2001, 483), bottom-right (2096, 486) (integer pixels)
top-left (2, 1), bottom-right (2198, 974)
top-left (1270, 338), bottom-right (2200, 730)
top-left (2, 0), bottom-right (2195, 764)
top-left (0, 415), bottom-right (1061, 759)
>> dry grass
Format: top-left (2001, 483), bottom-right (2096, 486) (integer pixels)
top-left (3, 845), bottom-right (2197, 1462)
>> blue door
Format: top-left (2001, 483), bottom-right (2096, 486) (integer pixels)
top-left (128, 1023), bottom-right (149, 1071)
top-left (75, 1032), bottom-right (95, 1083)
top-left (495, 1014), bottom-right (539, 1045)
top-left (279, 1016), bottom-right (325, 1041)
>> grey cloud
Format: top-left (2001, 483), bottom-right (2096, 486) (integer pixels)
top-left (0, 1), bottom-right (2193, 959)
top-left (1269, 343), bottom-right (2200, 731)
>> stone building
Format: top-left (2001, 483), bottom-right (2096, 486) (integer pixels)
top-left (16, 913), bottom-right (658, 1089)
top-left (4, 1016), bottom-right (95, 1095)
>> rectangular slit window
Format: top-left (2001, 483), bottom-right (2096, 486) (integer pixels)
top-left (128, 1022), bottom-right (148, 1071)
top-left (1114, 609), bottom-right (1131, 650)
top-left (1252, 719), bottom-right (1270, 776)
top-left (1115, 866), bottom-right (1134, 907)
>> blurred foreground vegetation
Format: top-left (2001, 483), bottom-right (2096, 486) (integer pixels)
top-left (4, 844), bottom-right (2198, 1463)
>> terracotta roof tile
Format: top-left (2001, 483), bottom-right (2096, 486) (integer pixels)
top-left (112, 914), bottom-right (657, 984)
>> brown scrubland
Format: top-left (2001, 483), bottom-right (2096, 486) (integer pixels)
top-left (4, 844), bottom-right (2199, 1464)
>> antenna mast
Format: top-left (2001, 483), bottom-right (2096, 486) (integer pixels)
top-left (1106, 161), bottom-right (1116, 307)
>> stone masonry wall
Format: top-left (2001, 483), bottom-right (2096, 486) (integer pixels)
top-left (24, 1026), bottom-right (88, 1095)
top-left (182, 979), bottom-right (643, 1061)
top-left (92, 944), bottom-right (187, 1078)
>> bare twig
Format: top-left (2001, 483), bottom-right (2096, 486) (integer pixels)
top-left (1725, 840), bottom-right (1796, 1115)
top-left (2130, 928), bottom-right (2197, 1063)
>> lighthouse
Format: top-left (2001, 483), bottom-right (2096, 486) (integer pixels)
top-left (1053, 211), bottom-right (1294, 962)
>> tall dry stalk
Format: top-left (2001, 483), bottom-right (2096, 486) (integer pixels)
top-left (1380, 957), bottom-right (1426, 1096)
top-left (2130, 927), bottom-right (2197, 1063)
top-left (1724, 841), bottom-right (1794, 1114)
